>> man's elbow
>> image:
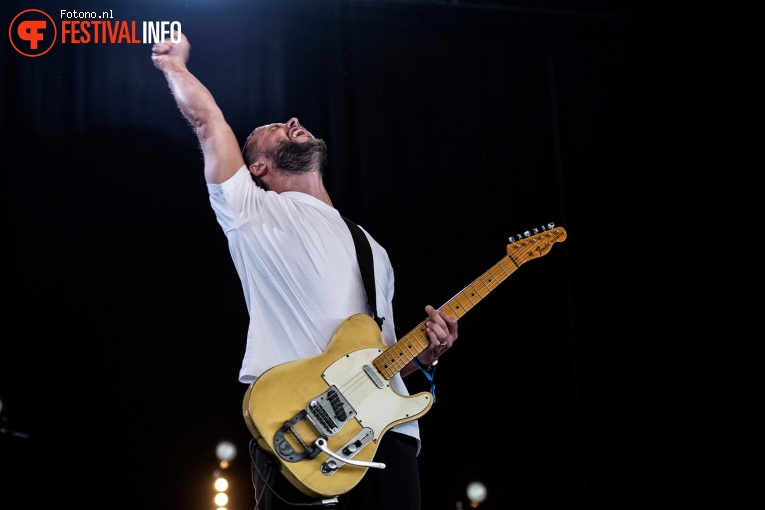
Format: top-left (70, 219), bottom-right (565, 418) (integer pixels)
top-left (194, 120), bottom-right (216, 142)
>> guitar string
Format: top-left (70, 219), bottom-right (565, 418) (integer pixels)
top-left (366, 239), bottom-right (528, 380)
top-left (338, 239), bottom-right (526, 400)
top-left (325, 229), bottom-right (560, 428)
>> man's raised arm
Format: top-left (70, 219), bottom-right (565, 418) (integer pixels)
top-left (151, 33), bottom-right (244, 184)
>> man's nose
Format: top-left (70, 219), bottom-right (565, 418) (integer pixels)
top-left (287, 117), bottom-right (300, 127)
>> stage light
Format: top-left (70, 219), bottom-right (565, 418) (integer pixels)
top-left (212, 440), bottom-right (236, 509)
top-left (214, 476), bottom-right (229, 492)
top-left (216, 440), bottom-right (237, 461)
top-left (214, 492), bottom-right (229, 507)
top-left (466, 481), bottom-right (487, 507)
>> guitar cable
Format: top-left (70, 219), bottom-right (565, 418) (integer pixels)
top-left (249, 438), bottom-right (340, 508)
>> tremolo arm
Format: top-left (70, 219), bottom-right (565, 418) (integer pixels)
top-left (273, 384), bottom-right (386, 474)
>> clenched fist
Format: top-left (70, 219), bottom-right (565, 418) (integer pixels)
top-left (151, 32), bottom-right (190, 71)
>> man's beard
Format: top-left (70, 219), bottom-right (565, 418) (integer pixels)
top-left (266, 137), bottom-right (328, 176)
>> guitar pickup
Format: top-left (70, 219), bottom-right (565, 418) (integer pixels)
top-left (306, 385), bottom-right (355, 437)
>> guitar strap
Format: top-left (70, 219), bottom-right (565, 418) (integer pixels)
top-left (342, 216), bottom-right (385, 331)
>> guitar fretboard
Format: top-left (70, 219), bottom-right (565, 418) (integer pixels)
top-left (371, 227), bottom-right (566, 379)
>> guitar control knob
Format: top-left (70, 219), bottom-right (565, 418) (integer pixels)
top-left (343, 444), bottom-right (357, 455)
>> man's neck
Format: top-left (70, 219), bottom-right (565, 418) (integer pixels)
top-left (273, 175), bottom-right (333, 207)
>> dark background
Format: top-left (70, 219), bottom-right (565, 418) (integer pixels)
top-left (1, 1), bottom-right (754, 509)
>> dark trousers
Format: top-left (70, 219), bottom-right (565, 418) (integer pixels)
top-left (251, 432), bottom-right (421, 510)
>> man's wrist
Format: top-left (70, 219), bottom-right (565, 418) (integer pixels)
top-left (415, 357), bottom-right (438, 372)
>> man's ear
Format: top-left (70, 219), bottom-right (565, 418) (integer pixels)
top-left (249, 161), bottom-right (268, 177)
top-left (248, 162), bottom-right (269, 189)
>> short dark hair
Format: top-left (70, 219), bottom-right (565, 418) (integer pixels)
top-left (241, 125), bottom-right (267, 167)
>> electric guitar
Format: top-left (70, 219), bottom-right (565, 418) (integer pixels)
top-left (242, 224), bottom-right (567, 498)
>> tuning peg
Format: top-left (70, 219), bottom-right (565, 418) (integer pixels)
top-left (509, 223), bottom-right (557, 243)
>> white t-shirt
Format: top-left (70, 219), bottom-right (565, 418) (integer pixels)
top-left (207, 165), bottom-right (420, 444)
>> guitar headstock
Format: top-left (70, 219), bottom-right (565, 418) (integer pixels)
top-left (506, 223), bottom-right (567, 264)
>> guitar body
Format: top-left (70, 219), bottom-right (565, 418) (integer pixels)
top-left (243, 313), bottom-right (433, 498)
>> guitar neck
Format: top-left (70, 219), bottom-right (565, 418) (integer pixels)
top-left (372, 226), bottom-right (566, 380)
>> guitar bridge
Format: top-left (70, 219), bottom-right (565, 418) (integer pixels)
top-left (305, 385), bottom-right (355, 436)
top-left (273, 386), bottom-right (356, 464)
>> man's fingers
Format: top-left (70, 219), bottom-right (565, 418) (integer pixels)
top-left (151, 41), bottom-right (175, 54)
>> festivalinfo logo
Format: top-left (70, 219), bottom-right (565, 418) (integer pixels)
top-left (9, 8), bottom-right (182, 57)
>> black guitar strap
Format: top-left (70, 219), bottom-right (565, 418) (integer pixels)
top-left (342, 216), bottom-right (385, 331)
